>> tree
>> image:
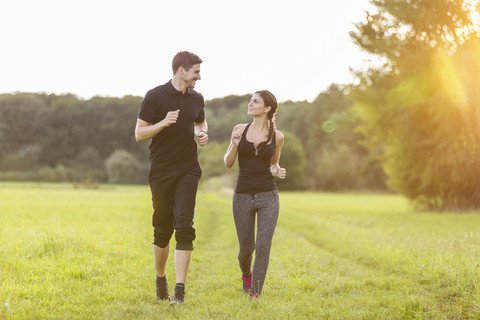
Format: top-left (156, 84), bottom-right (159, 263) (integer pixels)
top-left (0, 93), bottom-right (48, 158)
top-left (275, 131), bottom-right (307, 190)
top-left (350, 0), bottom-right (480, 210)
top-left (278, 85), bottom-right (386, 190)
top-left (205, 94), bottom-right (251, 142)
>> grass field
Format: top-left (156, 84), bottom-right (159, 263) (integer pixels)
top-left (1, 182), bottom-right (480, 319)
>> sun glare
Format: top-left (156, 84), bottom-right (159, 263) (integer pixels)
top-left (433, 49), bottom-right (468, 110)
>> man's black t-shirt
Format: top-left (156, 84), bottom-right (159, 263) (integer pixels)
top-left (138, 80), bottom-right (205, 176)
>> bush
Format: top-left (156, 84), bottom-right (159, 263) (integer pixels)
top-left (0, 170), bottom-right (39, 181)
top-left (105, 150), bottom-right (145, 184)
top-left (314, 144), bottom-right (362, 191)
top-left (198, 141), bottom-right (230, 179)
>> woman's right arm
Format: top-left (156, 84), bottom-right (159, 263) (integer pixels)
top-left (224, 124), bottom-right (245, 168)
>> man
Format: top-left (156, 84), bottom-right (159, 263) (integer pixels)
top-left (135, 51), bottom-right (208, 306)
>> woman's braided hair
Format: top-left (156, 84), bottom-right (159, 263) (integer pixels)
top-left (255, 90), bottom-right (278, 150)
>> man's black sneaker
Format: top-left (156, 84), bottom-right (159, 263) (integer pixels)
top-left (170, 284), bottom-right (185, 306)
top-left (156, 275), bottom-right (169, 301)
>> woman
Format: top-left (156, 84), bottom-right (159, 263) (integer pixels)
top-left (224, 90), bottom-right (286, 298)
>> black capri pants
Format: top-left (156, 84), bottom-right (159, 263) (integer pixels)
top-left (149, 165), bottom-right (202, 251)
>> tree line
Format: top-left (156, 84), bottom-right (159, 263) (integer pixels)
top-left (0, 84), bottom-right (384, 191)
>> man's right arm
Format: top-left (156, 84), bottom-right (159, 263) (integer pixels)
top-left (135, 110), bottom-right (179, 142)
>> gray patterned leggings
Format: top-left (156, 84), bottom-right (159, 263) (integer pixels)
top-left (232, 190), bottom-right (279, 295)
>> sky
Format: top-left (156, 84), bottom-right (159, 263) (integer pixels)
top-left (0, 0), bottom-right (376, 103)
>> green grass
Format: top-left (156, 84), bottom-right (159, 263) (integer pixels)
top-left (1, 183), bottom-right (480, 319)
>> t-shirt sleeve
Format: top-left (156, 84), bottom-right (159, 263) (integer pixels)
top-left (138, 91), bottom-right (157, 124)
top-left (195, 108), bottom-right (205, 123)
top-left (194, 95), bottom-right (205, 123)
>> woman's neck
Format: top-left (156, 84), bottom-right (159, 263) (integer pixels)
top-left (251, 117), bottom-right (269, 132)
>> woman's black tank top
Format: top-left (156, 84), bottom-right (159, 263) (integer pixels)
top-left (235, 123), bottom-right (277, 194)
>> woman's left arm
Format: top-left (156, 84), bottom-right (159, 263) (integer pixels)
top-left (270, 131), bottom-right (286, 179)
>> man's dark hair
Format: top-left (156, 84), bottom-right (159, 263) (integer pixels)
top-left (172, 51), bottom-right (203, 74)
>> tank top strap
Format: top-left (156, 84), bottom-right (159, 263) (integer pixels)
top-left (241, 123), bottom-right (252, 141)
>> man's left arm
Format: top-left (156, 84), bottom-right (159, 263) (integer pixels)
top-left (194, 119), bottom-right (208, 147)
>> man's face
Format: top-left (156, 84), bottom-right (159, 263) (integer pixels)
top-left (182, 64), bottom-right (201, 88)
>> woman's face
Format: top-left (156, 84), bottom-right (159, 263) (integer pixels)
top-left (248, 93), bottom-right (270, 117)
